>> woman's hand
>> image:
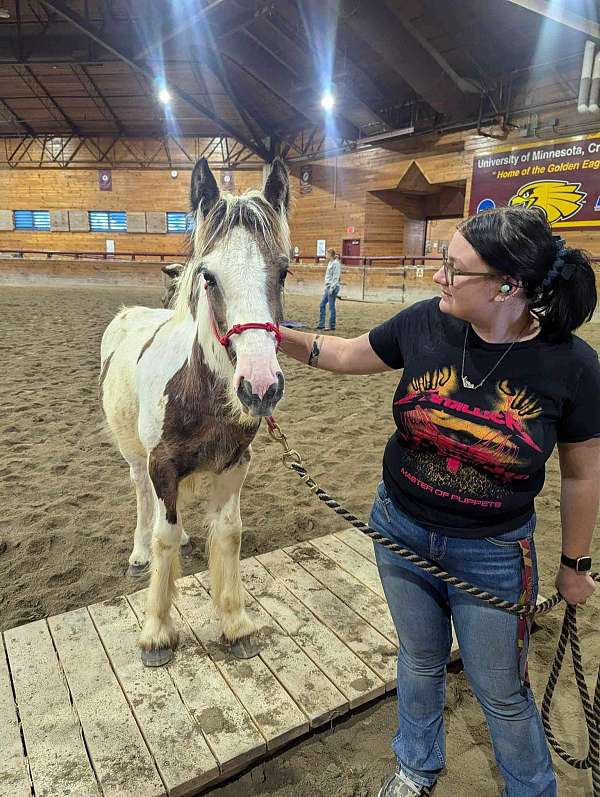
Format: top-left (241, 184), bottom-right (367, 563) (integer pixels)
top-left (555, 566), bottom-right (596, 605)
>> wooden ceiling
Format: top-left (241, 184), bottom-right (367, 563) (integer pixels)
top-left (0, 0), bottom-right (594, 162)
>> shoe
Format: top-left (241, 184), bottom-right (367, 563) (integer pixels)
top-left (377, 767), bottom-right (436, 797)
top-left (325, 327), bottom-right (335, 331)
top-left (315, 325), bottom-right (324, 330)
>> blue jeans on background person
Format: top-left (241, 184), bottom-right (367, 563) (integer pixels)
top-left (369, 481), bottom-right (556, 797)
top-left (318, 284), bottom-right (340, 329)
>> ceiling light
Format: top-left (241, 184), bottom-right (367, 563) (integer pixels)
top-left (158, 88), bottom-right (171, 104)
top-left (0, 7), bottom-right (11, 19)
top-left (321, 91), bottom-right (335, 111)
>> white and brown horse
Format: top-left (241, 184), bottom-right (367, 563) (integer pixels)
top-left (100, 157), bottom-right (290, 665)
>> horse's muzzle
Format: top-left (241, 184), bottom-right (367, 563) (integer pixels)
top-left (237, 372), bottom-right (284, 417)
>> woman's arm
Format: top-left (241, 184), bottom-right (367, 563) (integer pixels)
top-left (279, 328), bottom-right (393, 375)
top-left (555, 438), bottom-right (600, 604)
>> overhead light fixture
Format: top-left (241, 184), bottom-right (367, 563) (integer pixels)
top-left (158, 88), bottom-right (171, 104)
top-left (321, 91), bottom-right (335, 111)
top-left (0, 5), bottom-right (11, 19)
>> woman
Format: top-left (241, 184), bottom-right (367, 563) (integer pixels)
top-left (316, 247), bottom-right (342, 330)
top-left (280, 206), bottom-right (600, 797)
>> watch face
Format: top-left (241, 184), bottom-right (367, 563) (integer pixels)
top-left (576, 556), bottom-right (592, 572)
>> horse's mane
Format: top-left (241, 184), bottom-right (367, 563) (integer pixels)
top-left (172, 190), bottom-right (290, 319)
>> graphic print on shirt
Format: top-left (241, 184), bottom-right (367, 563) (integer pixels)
top-left (393, 366), bottom-right (543, 507)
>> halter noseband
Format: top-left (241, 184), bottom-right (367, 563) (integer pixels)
top-left (205, 284), bottom-right (282, 351)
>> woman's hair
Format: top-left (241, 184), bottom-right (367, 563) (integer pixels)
top-left (458, 206), bottom-right (597, 341)
top-left (327, 247), bottom-right (337, 258)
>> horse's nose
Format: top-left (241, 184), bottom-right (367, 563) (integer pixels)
top-left (237, 372), bottom-right (284, 416)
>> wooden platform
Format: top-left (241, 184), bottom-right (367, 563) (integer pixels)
top-left (0, 528), bottom-right (460, 797)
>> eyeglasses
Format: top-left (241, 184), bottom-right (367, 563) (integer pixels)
top-left (442, 252), bottom-right (494, 286)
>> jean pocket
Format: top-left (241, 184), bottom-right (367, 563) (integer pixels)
top-left (484, 515), bottom-right (535, 547)
top-left (375, 481), bottom-right (393, 524)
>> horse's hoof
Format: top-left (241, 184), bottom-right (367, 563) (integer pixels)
top-left (127, 562), bottom-right (150, 579)
top-left (228, 635), bottom-right (260, 659)
top-left (180, 540), bottom-right (193, 558)
top-left (141, 647), bottom-right (173, 667)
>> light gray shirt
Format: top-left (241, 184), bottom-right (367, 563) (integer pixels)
top-left (324, 257), bottom-right (342, 289)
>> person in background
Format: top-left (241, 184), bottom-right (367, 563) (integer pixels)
top-left (317, 247), bottom-right (342, 330)
top-left (279, 206), bottom-right (600, 797)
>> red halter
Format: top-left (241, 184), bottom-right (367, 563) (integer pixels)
top-left (205, 284), bottom-right (282, 350)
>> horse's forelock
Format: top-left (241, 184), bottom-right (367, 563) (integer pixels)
top-left (172, 190), bottom-right (289, 318)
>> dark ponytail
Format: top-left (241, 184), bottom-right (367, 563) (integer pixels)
top-left (458, 206), bottom-right (597, 342)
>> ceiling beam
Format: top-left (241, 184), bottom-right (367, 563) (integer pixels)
top-left (385, 3), bottom-right (479, 94)
top-left (17, 64), bottom-right (82, 134)
top-left (340, 0), bottom-right (478, 118)
top-left (261, 11), bottom-right (391, 131)
top-left (219, 34), bottom-right (359, 141)
top-left (36, 0), bottom-right (271, 160)
top-left (73, 64), bottom-right (127, 134)
top-left (131, 0), bottom-right (229, 60)
top-left (505, 0), bottom-right (600, 40)
top-left (0, 97), bottom-right (35, 136)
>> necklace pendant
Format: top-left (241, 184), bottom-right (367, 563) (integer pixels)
top-left (462, 375), bottom-right (478, 389)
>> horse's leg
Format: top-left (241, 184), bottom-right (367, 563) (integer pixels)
top-left (127, 457), bottom-right (155, 578)
top-left (139, 451), bottom-right (181, 667)
top-left (207, 449), bottom-right (257, 659)
top-left (178, 513), bottom-right (192, 555)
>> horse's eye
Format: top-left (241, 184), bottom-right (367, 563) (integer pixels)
top-left (203, 270), bottom-right (217, 287)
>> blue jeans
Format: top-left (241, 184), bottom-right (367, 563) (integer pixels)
top-left (318, 285), bottom-right (339, 328)
top-left (369, 481), bottom-right (556, 797)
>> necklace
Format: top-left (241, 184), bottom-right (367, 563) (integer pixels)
top-left (460, 321), bottom-right (530, 390)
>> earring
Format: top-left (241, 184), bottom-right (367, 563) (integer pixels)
top-left (499, 283), bottom-right (512, 294)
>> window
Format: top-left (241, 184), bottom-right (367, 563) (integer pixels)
top-left (14, 210), bottom-right (51, 231)
top-left (167, 211), bottom-right (194, 233)
top-left (88, 210), bottom-right (128, 232)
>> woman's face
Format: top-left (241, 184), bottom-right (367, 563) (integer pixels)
top-left (433, 231), bottom-right (503, 321)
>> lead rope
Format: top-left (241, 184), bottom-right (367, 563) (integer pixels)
top-left (266, 417), bottom-right (600, 795)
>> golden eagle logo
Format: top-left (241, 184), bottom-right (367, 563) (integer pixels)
top-left (509, 180), bottom-right (586, 223)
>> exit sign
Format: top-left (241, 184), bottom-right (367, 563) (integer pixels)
top-left (345, 226), bottom-right (355, 233)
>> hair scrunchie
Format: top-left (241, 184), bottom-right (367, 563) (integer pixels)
top-left (539, 235), bottom-right (575, 292)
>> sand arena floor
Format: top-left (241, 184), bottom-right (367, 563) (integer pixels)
top-left (0, 285), bottom-right (597, 796)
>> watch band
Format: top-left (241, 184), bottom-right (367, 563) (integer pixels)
top-left (560, 553), bottom-right (592, 573)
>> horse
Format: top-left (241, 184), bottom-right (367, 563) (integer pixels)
top-left (99, 157), bottom-right (290, 666)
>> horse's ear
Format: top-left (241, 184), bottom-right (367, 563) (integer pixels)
top-left (190, 158), bottom-right (220, 217)
top-left (161, 263), bottom-right (183, 278)
top-left (264, 157), bottom-right (290, 216)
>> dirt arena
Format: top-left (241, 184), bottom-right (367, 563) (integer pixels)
top-left (0, 285), bottom-right (598, 797)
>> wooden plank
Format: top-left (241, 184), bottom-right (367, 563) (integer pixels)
top-left (196, 571), bottom-right (348, 728)
top-left (88, 596), bottom-right (219, 797)
top-left (314, 535), bottom-right (460, 661)
top-left (127, 588), bottom-right (265, 776)
top-left (257, 549), bottom-right (398, 691)
top-left (283, 541), bottom-right (398, 646)
top-left (0, 637), bottom-right (31, 797)
top-left (173, 575), bottom-right (309, 750)
top-left (48, 608), bottom-right (165, 797)
top-left (335, 528), bottom-right (377, 563)
top-left (311, 534), bottom-right (385, 598)
top-left (3, 620), bottom-right (100, 797)
top-left (242, 557), bottom-right (385, 708)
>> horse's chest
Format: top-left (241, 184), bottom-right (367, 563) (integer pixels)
top-left (163, 392), bottom-right (257, 475)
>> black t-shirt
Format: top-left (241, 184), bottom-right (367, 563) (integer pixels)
top-left (369, 298), bottom-right (600, 538)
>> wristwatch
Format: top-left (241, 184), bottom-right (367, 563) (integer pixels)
top-left (560, 553), bottom-right (592, 573)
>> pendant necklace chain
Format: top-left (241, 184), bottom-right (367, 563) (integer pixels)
top-left (461, 320), bottom-right (530, 390)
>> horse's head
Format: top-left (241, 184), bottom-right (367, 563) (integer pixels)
top-left (175, 157), bottom-right (290, 418)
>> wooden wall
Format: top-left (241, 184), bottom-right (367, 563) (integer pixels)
top-left (0, 168), bottom-right (262, 255)
top-left (286, 128), bottom-right (600, 258)
top-left (3, 125), bottom-right (600, 260)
